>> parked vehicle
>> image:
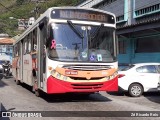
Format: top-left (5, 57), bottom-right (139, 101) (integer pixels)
top-left (0, 64), bottom-right (3, 79)
top-left (118, 63), bottom-right (160, 97)
top-left (158, 82), bottom-right (160, 91)
top-left (118, 63), bottom-right (132, 71)
top-left (2, 61), bottom-right (11, 78)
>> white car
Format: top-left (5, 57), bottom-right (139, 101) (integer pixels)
top-left (118, 63), bottom-right (160, 97)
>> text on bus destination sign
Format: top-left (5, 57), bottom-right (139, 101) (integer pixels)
top-left (51, 9), bottom-right (115, 23)
top-left (60, 10), bottom-right (106, 22)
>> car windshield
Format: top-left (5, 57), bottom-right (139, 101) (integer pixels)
top-left (0, 60), bottom-right (10, 65)
top-left (48, 23), bottom-right (116, 62)
top-left (119, 65), bottom-right (135, 71)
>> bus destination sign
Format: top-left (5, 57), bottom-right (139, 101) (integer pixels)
top-left (51, 9), bottom-right (115, 24)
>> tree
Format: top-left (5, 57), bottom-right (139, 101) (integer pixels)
top-left (16, 0), bottom-right (25, 5)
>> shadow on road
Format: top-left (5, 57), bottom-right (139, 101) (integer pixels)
top-left (40, 92), bottom-right (112, 103)
top-left (108, 90), bottom-right (160, 104)
top-left (143, 92), bottom-right (160, 104)
top-left (0, 79), bottom-right (8, 88)
top-left (20, 82), bottom-right (112, 103)
top-left (107, 91), bottom-right (128, 96)
top-left (0, 103), bottom-right (10, 120)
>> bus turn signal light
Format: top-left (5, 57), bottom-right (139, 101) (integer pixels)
top-left (48, 66), bottom-right (53, 71)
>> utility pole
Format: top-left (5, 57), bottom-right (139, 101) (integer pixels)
top-left (31, 0), bottom-right (47, 19)
top-left (34, 1), bottom-right (40, 19)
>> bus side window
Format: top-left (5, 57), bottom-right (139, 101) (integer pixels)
top-left (12, 46), bottom-right (15, 57)
top-left (17, 43), bottom-right (19, 56)
top-left (32, 29), bottom-right (37, 52)
top-left (23, 37), bottom-right (27, 55)
top-left (15, 44), bottom-right (18, 56)
top-left (28, 33), bottom-right (32, 53)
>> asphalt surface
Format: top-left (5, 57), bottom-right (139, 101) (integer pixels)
top-left (0, 77), bottom-right (160, 120)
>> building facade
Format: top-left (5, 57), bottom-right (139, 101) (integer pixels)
top-left (77, 0), bottom-right (160, 64)
top-left (0, 37), bottom-right (14, 63)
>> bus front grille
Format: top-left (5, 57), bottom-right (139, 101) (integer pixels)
top-left (62, 65), bottom-right (111, 71)
top-left (71, 83), bottom-right (103, 90)
top-left (70, 77), bottom-right (103, 80)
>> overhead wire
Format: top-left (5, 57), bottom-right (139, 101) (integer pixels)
top-left (0, 2), bottom-right (21, 18)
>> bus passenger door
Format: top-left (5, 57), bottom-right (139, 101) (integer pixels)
top-left (37, 21), bottom-right (47, 89)
top-left (20, 41), bottom-right (23, 82)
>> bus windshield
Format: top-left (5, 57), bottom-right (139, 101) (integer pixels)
top-left (48, 23), bottom-right (116, 62)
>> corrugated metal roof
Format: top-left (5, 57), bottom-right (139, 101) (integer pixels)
top-left (117, 17), bottom-right (160, 30)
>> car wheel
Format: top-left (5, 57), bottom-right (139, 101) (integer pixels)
top-left (129, 84), bottom-right (143, 97)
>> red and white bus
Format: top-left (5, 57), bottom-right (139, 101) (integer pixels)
top-left (12, 7), bottom-right (118, 96)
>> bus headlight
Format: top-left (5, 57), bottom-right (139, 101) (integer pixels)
top-left (109, 71), bottom-right (118, 80)
top-left (56, 73), bottom-right (61, 78)
top-left (109, 75), bottom-right (114, 79)
top-left (51, 70), bottom-right (56, 75)
top-left (113, 71), bottom-right (118, 78)
top-left (63, 76), bottom-right (68, 81)
top-left (106, 76), bottom-right (110, 80)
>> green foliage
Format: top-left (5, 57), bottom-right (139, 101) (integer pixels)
top-left (16, 0), bottom-right (25, 5)
top-left (0, 0), bottom-right (79, 37)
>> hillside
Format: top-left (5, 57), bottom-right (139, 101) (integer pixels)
top-left (0, 0), bottom-right (80, 37)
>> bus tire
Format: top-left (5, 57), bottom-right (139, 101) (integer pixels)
top-left (16, 79), bottom-right (20, 85)
top-left (15, 71), bottom-right (20, 85)
top-left (32, 75), bottom-right (38, 94)
top-left (35, 89), bottom-right (41, 97)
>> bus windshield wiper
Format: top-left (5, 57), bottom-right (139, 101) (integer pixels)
top-left (91, 24), bottom-right (104, 39)
top-left (67, 20), bottom-right (84, 39)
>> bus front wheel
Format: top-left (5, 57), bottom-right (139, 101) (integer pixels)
top-left (16, 79), bottom-right (20, 85)
top-left (35, 89), bottom-right (41, 97)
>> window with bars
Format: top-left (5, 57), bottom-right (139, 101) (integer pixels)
top-left (135, 3), bottom-right (160, 17)
top-left (116, 15), bottom-right (124, 22)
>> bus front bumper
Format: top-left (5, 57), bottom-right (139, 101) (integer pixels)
top-left (47, 76), bottom-right (118, 94)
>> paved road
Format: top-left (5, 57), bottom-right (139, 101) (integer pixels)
top-left (0, 77), bottom-right (160, 120)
